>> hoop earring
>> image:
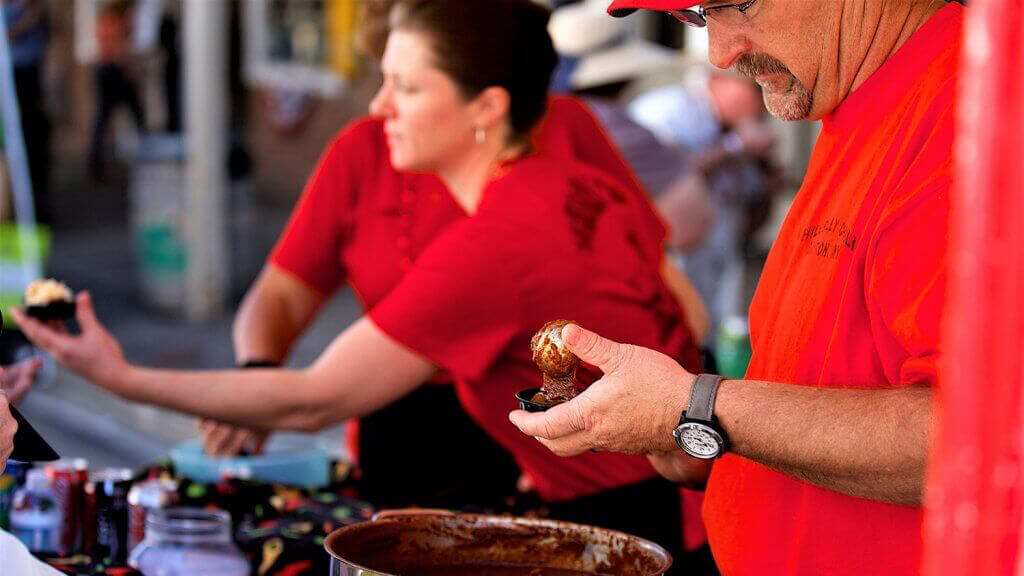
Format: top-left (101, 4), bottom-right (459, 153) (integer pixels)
top-left (475, 127), bottom-right (486, 144)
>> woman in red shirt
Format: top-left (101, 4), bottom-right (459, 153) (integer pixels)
top-left (201, 2), bottom-right (705, 512)
top-left (205, 94), bottom-right (686, 511)
top-left (16, 0), bottom-right (702, 567)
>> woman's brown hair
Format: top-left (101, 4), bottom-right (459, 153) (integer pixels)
top-left (392, 0), bottom-right (557, 139)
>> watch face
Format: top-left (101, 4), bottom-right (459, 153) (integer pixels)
top-left (676, 422), bottom-right (723, 459)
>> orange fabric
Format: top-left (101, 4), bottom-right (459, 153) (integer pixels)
top-left (703, 4), bottom-right (961, 575)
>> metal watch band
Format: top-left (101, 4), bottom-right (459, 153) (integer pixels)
top-left (685, 373), bottom-right (726, 423)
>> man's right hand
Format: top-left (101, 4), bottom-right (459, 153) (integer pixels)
top-left (0, 392), bottom-right (18, 473)
top-left (198, 420), bottom-right (268, 457)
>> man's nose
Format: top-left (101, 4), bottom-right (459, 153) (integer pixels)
top-left (707, 25), bottom-right (751, 70)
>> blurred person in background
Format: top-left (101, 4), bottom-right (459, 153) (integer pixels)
top-left (197, 0), bottom-right (706, 512)
top-left (549, 0), bottom-right (713, 256)
top-left (16, 3), bottom-right (708, 569)
top-left (3, 0), bottom-right (51, 223)
top-left (88, 0), bottom-right (145, 179)
top-left (629, 66), bottom-right (778, 335)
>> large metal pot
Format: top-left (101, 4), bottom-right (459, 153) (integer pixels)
top-left (324, 509), bottom-right (672, 575)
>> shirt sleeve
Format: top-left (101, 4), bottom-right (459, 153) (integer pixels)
top-left (268, 122), bottom-right (372, 296)
top-left (0, 531), bottom-right (63, 575)
top-left (368, 223), bottom-right (525, 382)
top-left (866, 179), bottom-right (950, 388)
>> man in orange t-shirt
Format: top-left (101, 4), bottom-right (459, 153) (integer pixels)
top-left (511, 1), bottom-right (962, 574)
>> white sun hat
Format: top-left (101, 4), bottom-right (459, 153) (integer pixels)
top-left (549, 0), bottom-right (680, 91)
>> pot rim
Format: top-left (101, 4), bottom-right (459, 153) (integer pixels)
top-left (323, 510), bottom-right (673, 575)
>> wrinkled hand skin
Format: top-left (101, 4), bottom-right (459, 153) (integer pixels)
top-left (509, 323), bottom-right (694, 458)
top-left (531, 319), bottom-right (580, 404)
top-left (0, 393), bottom-right (16, 473)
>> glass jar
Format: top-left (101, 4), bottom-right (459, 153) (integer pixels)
top-left (128, 508), bottom-right (249, 576)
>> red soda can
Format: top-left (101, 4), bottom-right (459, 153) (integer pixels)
top-left (85, 468), bottom-right (133, 563)
top-left (127, 479), bottom-right (178, 553)
top-left (44, 458), bottom-right (88, 554)
top-left (81, 480), bottom-right (97, 556)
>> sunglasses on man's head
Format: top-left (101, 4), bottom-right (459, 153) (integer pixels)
top-left (669, 0), bottom-right (758, 28)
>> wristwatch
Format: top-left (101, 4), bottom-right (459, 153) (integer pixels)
top-left (672, 373), bottom-right (729, 459)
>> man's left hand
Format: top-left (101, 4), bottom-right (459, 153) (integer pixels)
top-left (508, 324), bottom-right (694, 457)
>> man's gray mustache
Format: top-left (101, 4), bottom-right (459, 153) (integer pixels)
top-left (736, 54), bottom-right (793, 78)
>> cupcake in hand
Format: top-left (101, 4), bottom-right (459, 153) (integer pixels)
top-left (24, 279), bottom-right (76, 321)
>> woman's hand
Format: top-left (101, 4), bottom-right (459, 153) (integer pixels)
top-left (198, 420), bottom-right (268, 457)
top-left (0, 357), bottom-right (43, 404)
top-left (11, 292), bottom-right (129, 393)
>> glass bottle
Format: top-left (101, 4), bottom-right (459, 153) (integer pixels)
top-left (129, 507), bottom-right (249, 576)
top-left (10, 468), bottom-right (62, 553)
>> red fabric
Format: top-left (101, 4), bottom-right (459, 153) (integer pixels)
top-left (96, 11), bottom-right (128, 63)
top-left (370, 154), bottom-right (701, 502)
top-left (922, 2), bottom-right (1024, 574)
top-left (269, 94), bottom-right (659, 304)
top-left (268, 95), bottom-right (665, 462)
top-left (607, 0), bottom-right (700, 17)
top-left (703, 5), bottom-right (961, 575)
top-left (681, 488), bottom-right (707, 551)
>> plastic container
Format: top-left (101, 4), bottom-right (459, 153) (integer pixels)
top-left (10, 468), bottom-right (62, 553)
top-left (129, 507), bottom-right (248, 576)
top-left (0, 223), bottom-right (51, 328)
top-left (715, 315), bottom-right (752, 379)
top-left (169, 433), bottom-right (329, 487)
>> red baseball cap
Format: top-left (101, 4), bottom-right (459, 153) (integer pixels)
top-left (606, 0), bottom-right (702, 17)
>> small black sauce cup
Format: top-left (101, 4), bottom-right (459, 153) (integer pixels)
top-left (516, 388), bottom-right (559, 413)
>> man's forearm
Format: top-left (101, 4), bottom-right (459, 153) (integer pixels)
top-left (713, 380), bottom-right (932, 506)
